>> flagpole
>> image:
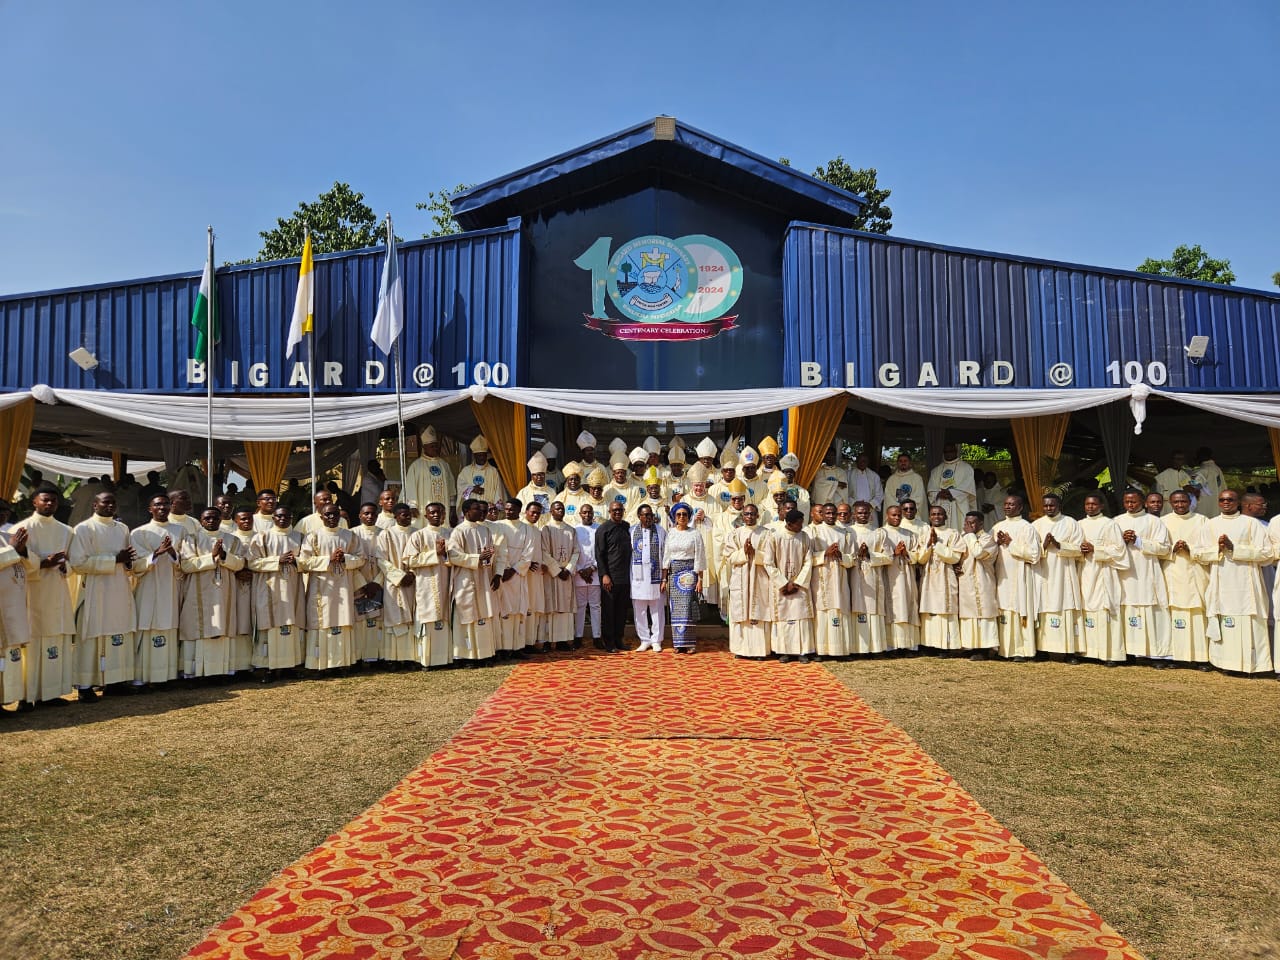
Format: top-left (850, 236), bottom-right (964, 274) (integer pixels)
top-left (305, 226), bottom-right (317, 494)
top-left (387, 213), bottom-right (407, 492)
top-left (206, 225), bottom-right (216, 506)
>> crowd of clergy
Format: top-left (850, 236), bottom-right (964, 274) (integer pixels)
top-left (1, 428), bottom-right (1277, 713)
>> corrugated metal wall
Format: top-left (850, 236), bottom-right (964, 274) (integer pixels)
top-left (0, 222), bottom-right (523, 394)
top-left (784, 223), bottom-right (1280, 392)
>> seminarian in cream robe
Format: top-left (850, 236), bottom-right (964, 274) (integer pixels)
top-left (11, 503), bottom-right (76, 701)
top-left (724, 518), bottom-right (772, 658)
top-left (1031, 500), bottom-right (1084, 654)
top-left (991, 505), bottom-right (1041, 660)
top-left (350, 514), bottom-right (385, 663)
top-left (493, 512), bottom-right (535, 654)
top-left (848, 515), bottom-right (893, 654)
top-left (957, 521), bottom-right (1000, 652)
top-left (761, 518), bottom-right (814, 659)
top-left (540, 511), bottom-right (580, 648)
top-left (0, 527), bottom-right (32, 706)
top-left (229, 516), bottom-right (257, 672)
top-left (880, 513), bottom-right (922, 651)
top-left (130, 514), bottom-right (189, 683)
top-left (298, 515), bottom-right (366, 671)
top-left (808, 517), bottom-right (855, 657)
top-left (179, 522), bottom-right (247, 677)
top-left (918, 518), bottom-right (964, 651)
top-left (377, 517), bottom-right (419, 664)
top-left (1205, 500), bottom-right (1273, 674)
top-left (1077, 509), bottom-right (1128, 664)
top-left (405, 520), bottom-right (453, 667)
top-left (1114, 500), bottom-right (1173, 661)
top-left (70, 510), bottom-right (138, 689)
top-left (448, 507), bottom-right (500, 661)
top-left (247, 521), bottom-right (305, 671)
top-left (1161, 501), bottom-right (1214, 664)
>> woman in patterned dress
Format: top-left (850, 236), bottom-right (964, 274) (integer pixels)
top-left (662, 503), bottom-right (706, 655)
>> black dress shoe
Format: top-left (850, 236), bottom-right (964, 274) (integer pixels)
top-left (778, 655), bottom-right (793, 663)
top-left (76, 688), bottom-right (98, 703)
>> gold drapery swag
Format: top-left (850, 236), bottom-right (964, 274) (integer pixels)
top-left (0, 397), bottom-right (34, 501)
top-left (244, 440), bottom-right (292, 496)
top-left (785, 394), bottom-right (849, 490)
top-left (470, 396), bottom-right (527, 498)
top-left (1011, 413), bottom-right (1071, 518)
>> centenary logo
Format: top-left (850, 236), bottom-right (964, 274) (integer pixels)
top-left (574, 234), bottom-right (743, 342)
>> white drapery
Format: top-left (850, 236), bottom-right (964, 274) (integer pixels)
top-left (23, 449), bottom-right (165, 480)
top-left (29, 387), bottom-right (472, 441)
top-left (0, 391), bottom-right (31, 411)
top-left (480, 386), bottom-right (848, 420)
top-left (20, 383), bottom-right (1280, 442)
top-left (1152, 390), bottom-right (1280, 431)
top-left (846, 387), bottom-right (1134, 419)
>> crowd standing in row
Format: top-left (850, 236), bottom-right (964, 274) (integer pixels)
top-left (0, 431), bottom-right (1275, 713)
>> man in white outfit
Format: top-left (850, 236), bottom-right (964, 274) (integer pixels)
top-left (848, 453), bottom-right (884, 519)
top-left (573, 504), bottom-right (602, 649)
top-left (630, 504), bottom-right (667, 651)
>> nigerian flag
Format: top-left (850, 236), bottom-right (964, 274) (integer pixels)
top-left (191, 249), bottom-right (216, 362)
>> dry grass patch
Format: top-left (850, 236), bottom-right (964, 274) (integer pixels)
top-left (827, 655), bottom-right (1280, 960)
top-left (0, 665), bottom-right (510, 960)
top-left (5, 651), bottom-right (1278, 960)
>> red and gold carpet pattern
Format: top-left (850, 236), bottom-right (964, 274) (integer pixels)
top-left (187, 645), bottom-right (1144, 959)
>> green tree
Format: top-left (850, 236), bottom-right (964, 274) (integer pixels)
top-left (1272, 270), bottom-right (1279, 288)
top-left (417, 184), bottom-right (471, 237)
top-left (811, 157), bottom-right (892, 234)
top-left (1136, 244), bottom-right (1235, 285)
top-left (256, 182), bottom-right (385, 261)
top-left (779, 156), bottom-right (892, 233)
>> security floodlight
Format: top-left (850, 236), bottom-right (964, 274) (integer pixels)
top-left (68, 347), bottom-right (98, 371)
top-left (1184, 336), bottom-right (1210, 361)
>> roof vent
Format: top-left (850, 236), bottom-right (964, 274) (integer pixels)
top-left (653, 116), bottom-right (676, 141)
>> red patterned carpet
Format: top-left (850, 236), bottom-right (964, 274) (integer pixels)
top-left (186, 644), bottom-right (1143, 959)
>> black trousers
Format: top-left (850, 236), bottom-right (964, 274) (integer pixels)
top-left (600, 581), bottom-right (631, 649)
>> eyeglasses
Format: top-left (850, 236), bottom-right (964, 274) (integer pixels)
top-left (1218, 497), bottom-right (1236, 503)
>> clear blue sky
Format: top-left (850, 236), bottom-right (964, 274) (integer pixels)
top-left (2, 1), bottom-right (1276, 295)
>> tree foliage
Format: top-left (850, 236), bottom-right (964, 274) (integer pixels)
top-left (1136, 244), bottom-right (1235, 285)
top-left (811, 157), bottom-right (893, 234)
top-left (256, 182), bottom-right (385, 261)
top-left (417, 184), bottom-right (471, 237)
top-left (783, 156), bottom-right (893, 233)
top-left (1272, 270), bottom-right (1279, 289)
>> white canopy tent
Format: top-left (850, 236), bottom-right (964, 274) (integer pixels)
top-left (3, 383), bottom-right (1180, 439)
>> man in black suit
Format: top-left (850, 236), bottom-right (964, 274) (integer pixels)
top-left (594, 500), bottom-right (632, 652)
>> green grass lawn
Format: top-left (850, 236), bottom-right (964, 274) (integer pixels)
top-left (1, 653), bottom-right (1276, 960)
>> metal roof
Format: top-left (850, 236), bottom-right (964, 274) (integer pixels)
top-left (0, 222), bottom-right (523, 394)
top-left (451, 117), bottom-right (866, 231)
top-left (783, 222), bottom-right (1280, 392)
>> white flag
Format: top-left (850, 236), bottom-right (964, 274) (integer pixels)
top-left (286, 232), bottom-right (314, 359)
top-left (371, 230), bottom-right (403, 355)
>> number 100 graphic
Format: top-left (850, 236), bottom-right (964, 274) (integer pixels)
top-left (575, 234), bottom-right (743, 326)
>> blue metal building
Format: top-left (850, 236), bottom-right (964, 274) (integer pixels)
top-left (2, 115), bottom-right (1279, 482)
